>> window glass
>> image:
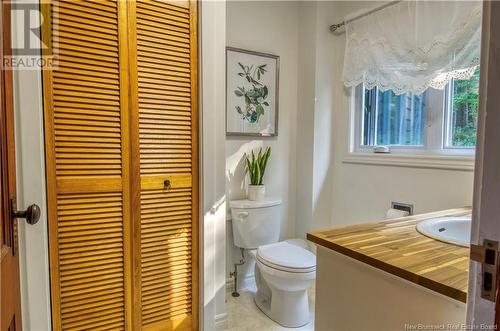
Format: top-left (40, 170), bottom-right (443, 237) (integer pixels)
top-left (448, 69), bottom-right (479, 147)
top-left (362, 88), bottom-right (426, 146)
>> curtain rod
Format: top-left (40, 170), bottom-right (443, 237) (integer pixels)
top-left (330, 0), bottom-right (403, 33)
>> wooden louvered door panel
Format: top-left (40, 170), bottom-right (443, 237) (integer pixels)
top-left (43, 0), bottom-right (198, 330)
top-left (42, 0), bottom-right (132, 330)
top-left (129, 1), bottom-right (198, 330)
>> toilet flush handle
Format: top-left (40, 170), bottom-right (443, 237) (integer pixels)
top-left (237, 211), bottom-right (249, 220)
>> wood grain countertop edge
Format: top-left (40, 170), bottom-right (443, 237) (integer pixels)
top-left (307, 231), bottom-right (468, 303)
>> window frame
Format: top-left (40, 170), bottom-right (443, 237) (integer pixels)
top-left (351, 84), bottom-right (476, 157)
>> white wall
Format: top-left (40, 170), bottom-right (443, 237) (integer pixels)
top-left (225, 1), bottom-right (299, 284)
top-left (201, 1), bottom-right (227, 330)
top-left (295, 1), bottom-right (318, 239)
top-left (295, 1), bottom-right (475, 237)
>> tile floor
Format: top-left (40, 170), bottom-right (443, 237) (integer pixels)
top-left (225, 283), bottom-right (315, 331)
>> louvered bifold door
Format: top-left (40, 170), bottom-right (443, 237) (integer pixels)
top-left (128, 1), bottom-right (198, 330)
top-left (42, 1), bottom-right (132, 330)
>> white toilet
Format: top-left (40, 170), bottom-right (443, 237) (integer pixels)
top-left (230, 198), bottom-right (316, 327)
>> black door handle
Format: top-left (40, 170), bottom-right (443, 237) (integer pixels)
top-left (9, 199), bottom-right (41, 255)
top-left (12, 203), bottom-right (41, 225)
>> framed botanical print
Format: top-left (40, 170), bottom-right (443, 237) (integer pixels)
top-left (226, 47), bottom-right (279, 136)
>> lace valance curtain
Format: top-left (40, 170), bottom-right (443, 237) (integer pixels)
top-left (342, 0), bottom-right (482, 95)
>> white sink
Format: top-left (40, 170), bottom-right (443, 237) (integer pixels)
top-left (416, 215), bottom-right (471, 247)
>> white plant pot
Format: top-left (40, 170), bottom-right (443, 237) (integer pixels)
top-left (248, 185), bottom-right (266, 201)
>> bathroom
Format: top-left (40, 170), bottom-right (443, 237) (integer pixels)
top-left (1, 0), bottom-right (499, 330)
top-left (221, 0), bottom-right (494, 330)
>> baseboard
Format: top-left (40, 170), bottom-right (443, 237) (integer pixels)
top-left (215, 313), bottom-right (228, 331)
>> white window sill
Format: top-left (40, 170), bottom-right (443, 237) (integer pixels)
top-left (342, 153), bottom-right (474, 171)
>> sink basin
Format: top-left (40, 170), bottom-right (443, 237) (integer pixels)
top-left (416, 215), bottom-right (471, 247)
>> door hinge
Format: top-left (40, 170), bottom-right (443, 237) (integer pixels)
top-left (470, 239), bottom-right (499, 302)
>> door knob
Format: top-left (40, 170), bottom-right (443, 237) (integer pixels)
top-left (10, 199), bottom-right (41, 225)
top-left (9, 199), bottom-right (41, 255)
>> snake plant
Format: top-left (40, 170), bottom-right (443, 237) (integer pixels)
top-left (245, 147), bottom-right (271, 185)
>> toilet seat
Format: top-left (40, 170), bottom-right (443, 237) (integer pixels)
top-left (256, 241), bottom-right (316, 273)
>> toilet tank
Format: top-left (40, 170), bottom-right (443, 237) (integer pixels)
top-left (230, 198), bottom-right (282, 249)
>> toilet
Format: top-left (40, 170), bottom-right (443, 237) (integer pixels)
top-left (230, 198), bottom-right (316, 327)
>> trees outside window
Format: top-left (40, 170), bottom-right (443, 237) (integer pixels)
top-left (450, 69), bottom-right (479, 147)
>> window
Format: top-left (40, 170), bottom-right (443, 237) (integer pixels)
top-left (445, 69), bottom-right (480, 148)
top-left (354, 70), bottom-right (479, 155)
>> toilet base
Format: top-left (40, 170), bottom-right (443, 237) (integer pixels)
top-left (254, 287), bottom-right (310, 328)
top-left (254, 266), bottom-right (312, 328)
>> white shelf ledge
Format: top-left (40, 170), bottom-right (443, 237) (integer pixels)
top-left (342, 153), bottom-right (475, 171)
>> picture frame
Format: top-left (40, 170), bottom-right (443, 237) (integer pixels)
top-left (226, 47), bottom-right (280, 137)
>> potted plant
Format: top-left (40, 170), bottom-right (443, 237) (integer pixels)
top-left (245, 147), bottom-right (271, 201)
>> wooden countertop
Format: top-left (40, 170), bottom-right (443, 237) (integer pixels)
top-left (307, 208), bottom-right (471, 303)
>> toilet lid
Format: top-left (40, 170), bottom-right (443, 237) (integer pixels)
top-left (257, 242), bottom-right (316, 271)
